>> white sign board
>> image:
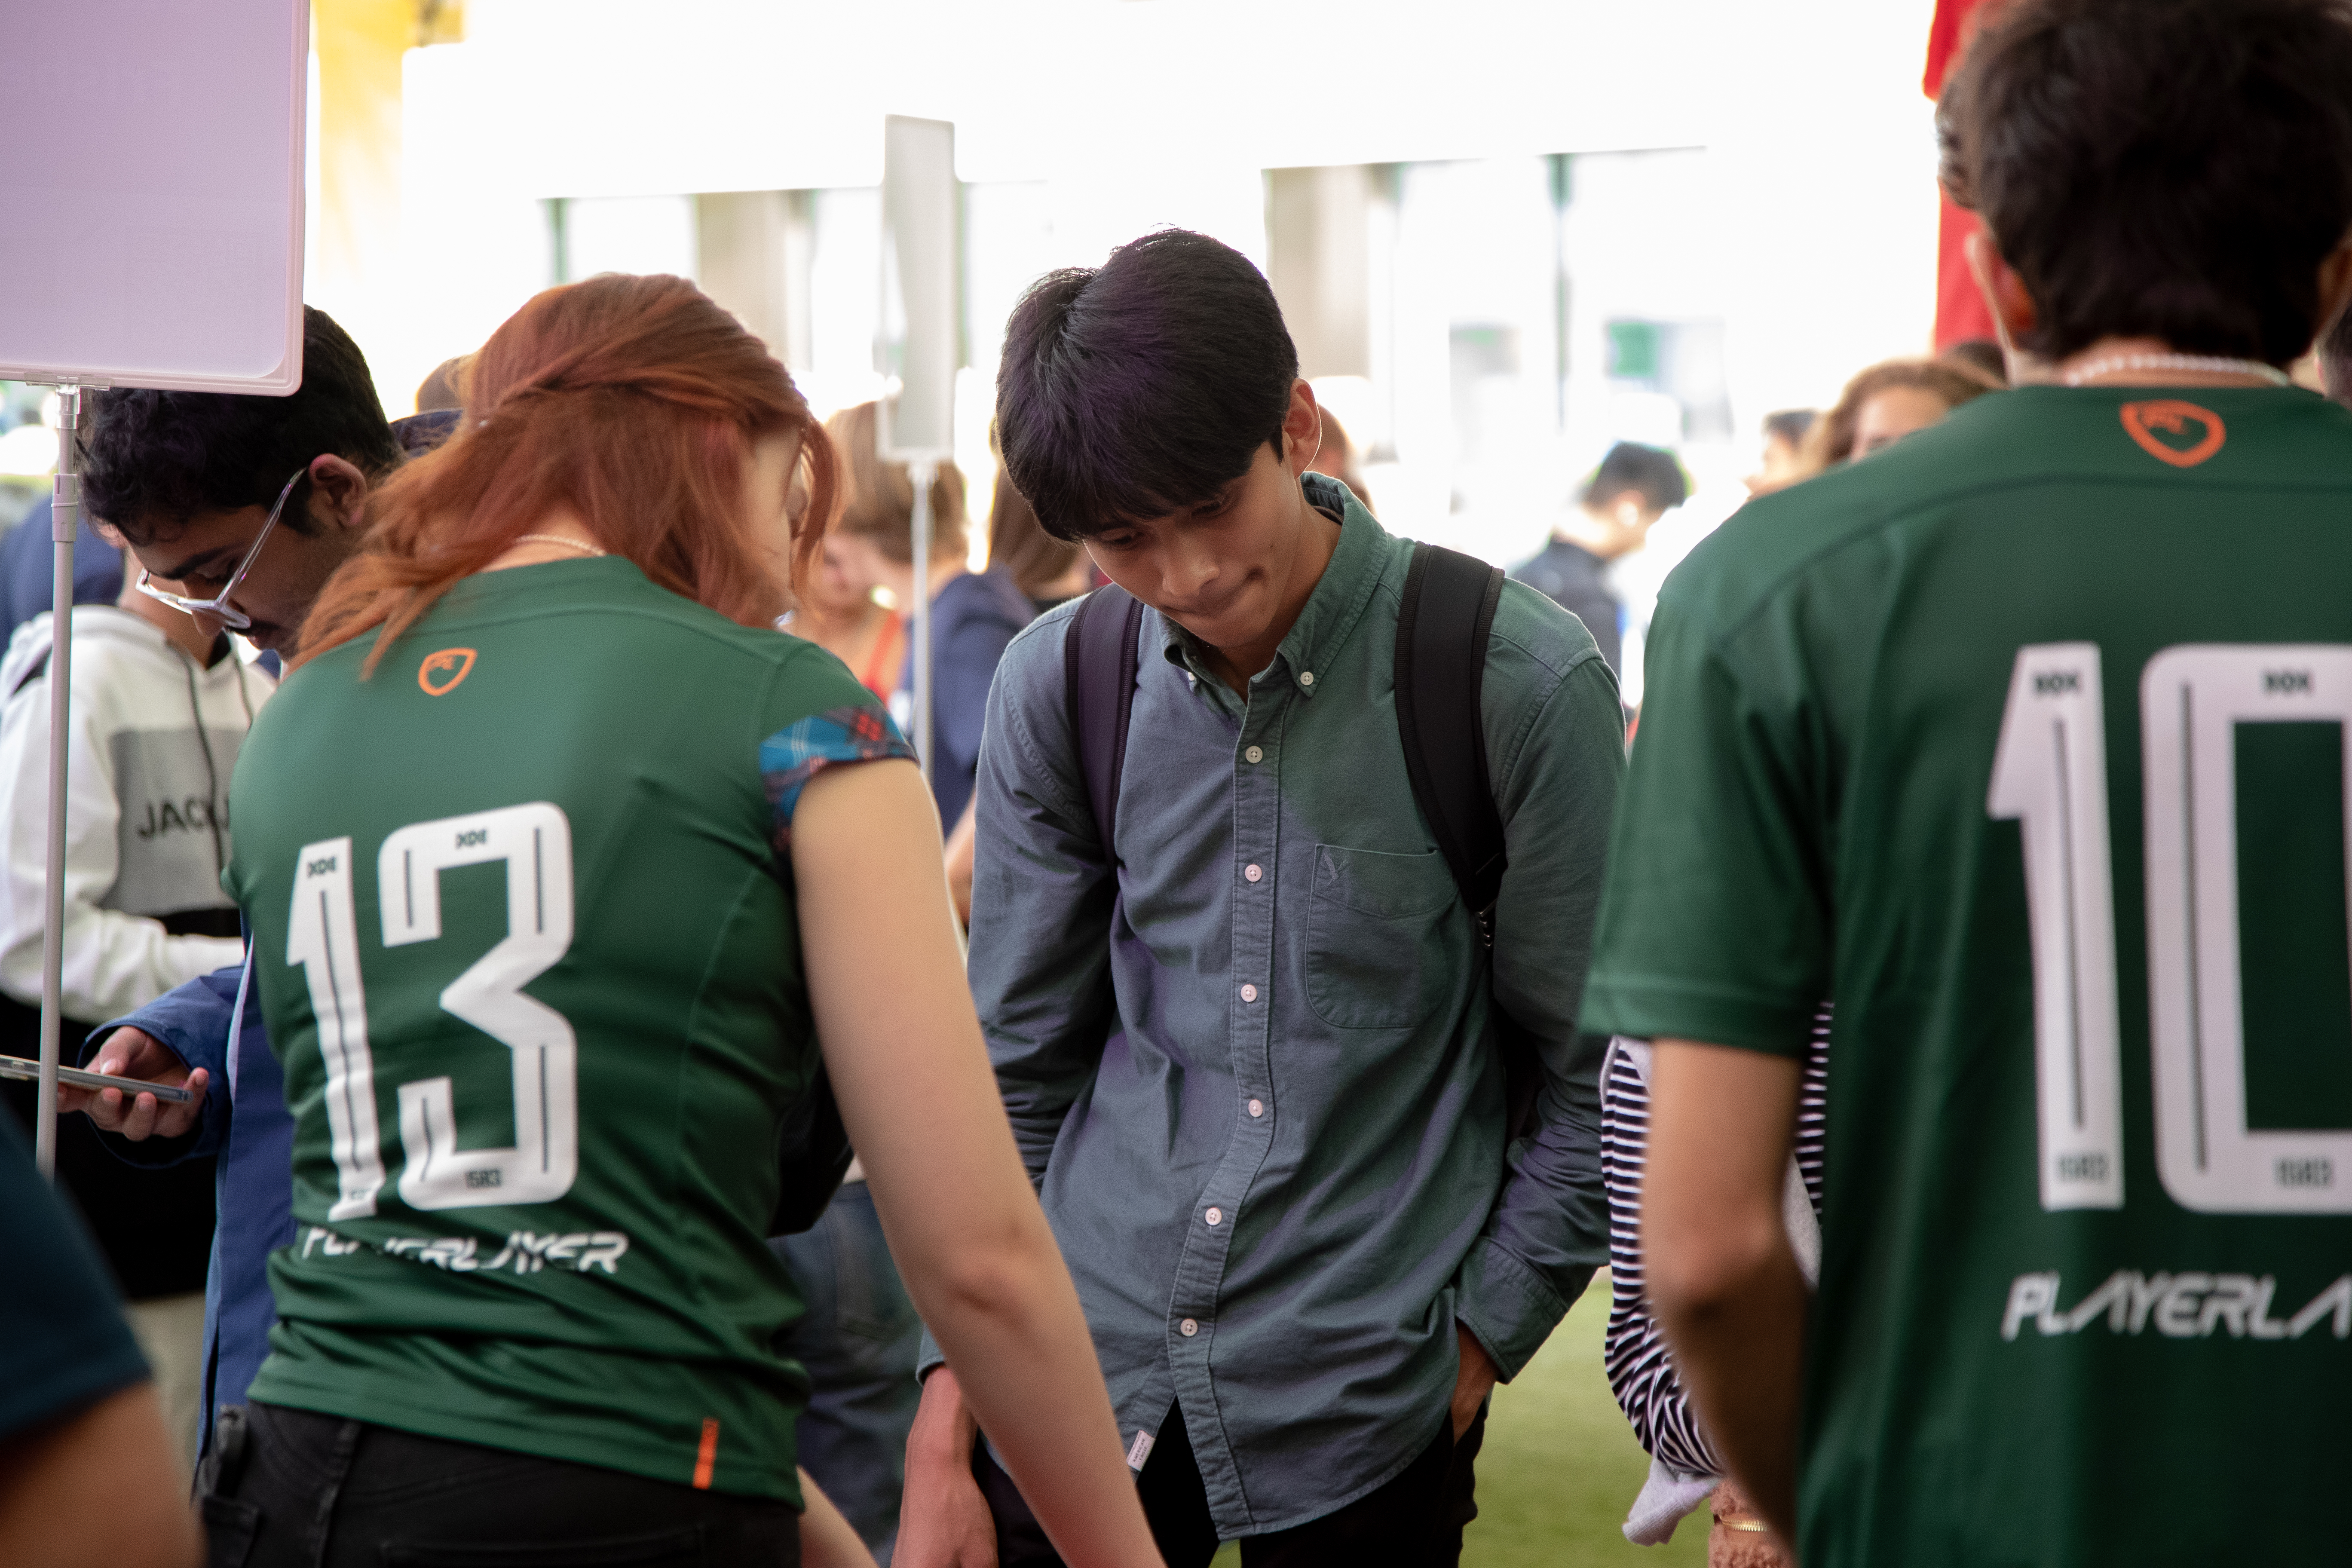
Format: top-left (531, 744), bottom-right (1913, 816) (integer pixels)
top-left (0, 0), bottom-right (309, 392)
top-left (876, 115), bottom-right (958, 460)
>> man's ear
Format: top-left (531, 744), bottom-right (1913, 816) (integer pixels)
top-left (1964, 230), bottom-right (2038, 358)
top-left (2315, 235), bottom-right (2352, 346)
top-left (1280, 379), bottom-right (1320, 478)
top-left (306, 454), bottom-right (372, 533)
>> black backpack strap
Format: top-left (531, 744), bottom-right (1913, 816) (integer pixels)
top-left (1398, 543), bottom-right (1540, 1140)
top-left (1064, 585), bottom-right (1146, 859)
top-left (1395, 541), bottom-right (1508, 945)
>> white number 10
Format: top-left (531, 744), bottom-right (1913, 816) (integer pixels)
top-left (288, 802), bottom-right (579, 1218)
top-left (1988, 644), bottom-right (2125, 1209)
top-left (1992, 643), bottom-right (2352, 1214)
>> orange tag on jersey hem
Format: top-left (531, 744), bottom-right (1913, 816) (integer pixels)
top-left (693, 1418), bottom-right (720, 1490)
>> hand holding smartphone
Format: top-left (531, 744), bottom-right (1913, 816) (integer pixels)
top-left (0, 1054), bottom-right (192, 1103)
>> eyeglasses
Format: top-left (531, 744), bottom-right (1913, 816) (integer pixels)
top-left (135, 467), bottom-right (306, 632)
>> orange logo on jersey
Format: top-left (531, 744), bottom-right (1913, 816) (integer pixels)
top-left (418, 647), bottom-right (476, 696)
top-left (2121, 400), bottom-right (2226, 468)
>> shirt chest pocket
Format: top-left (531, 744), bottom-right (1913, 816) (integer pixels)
top-left (1306, 844), bottom-right (1458, 1030)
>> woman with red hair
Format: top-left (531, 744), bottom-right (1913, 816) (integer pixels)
top-left (200, 275), bottom-right (1159, 1567)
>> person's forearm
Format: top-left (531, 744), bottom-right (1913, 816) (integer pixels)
top-left (794, 762), bottom-right (1157, 1568)
top-left (1652, 1230), bottom-right (1807, 1538)
top-left (901, 1219), bottom-right (1152, 1567)
top-left (1643, 1038), bottom-right (1807, 1546)
top-left (1, 910), bottom-right (238, 1023)
top-left (0, 1383), bottom-right (202, 1568)
top-left (908, 1364), bottom-right (979, 1475)
top-left (1452, 1036), bottom-right (1608, 1377)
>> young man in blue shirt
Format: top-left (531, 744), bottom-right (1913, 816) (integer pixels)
top-left (899, 231), bottom-right (1623, 1567)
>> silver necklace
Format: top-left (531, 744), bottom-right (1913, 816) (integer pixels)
top-left (2061, 352), bottom-right (2290, 388)
top-left (512, 533), bottom-right (607, 557)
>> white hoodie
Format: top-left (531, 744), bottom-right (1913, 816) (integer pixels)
top-left (0, 608), bottom-right (274, 1023)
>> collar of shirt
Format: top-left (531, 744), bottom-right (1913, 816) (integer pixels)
top-left (1159, 473), bottom-right (1381, 712)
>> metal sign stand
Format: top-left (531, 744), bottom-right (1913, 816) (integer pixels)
top-left (32, 383), bottom-right (94, 1179)
top-left (906, 457), bottom-right (938, 789)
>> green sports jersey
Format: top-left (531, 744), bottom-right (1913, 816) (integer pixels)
top-left (1583, 387), bottom-right (2352, 1565)
top-left (224, 557), bottom-right (910, 1501)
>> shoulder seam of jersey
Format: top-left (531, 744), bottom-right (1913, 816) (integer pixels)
top-left (1693, 463), bottom-right (2352, 653)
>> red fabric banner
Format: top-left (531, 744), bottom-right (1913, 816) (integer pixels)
top-left (1925, 0), bottom-right (2007, 350)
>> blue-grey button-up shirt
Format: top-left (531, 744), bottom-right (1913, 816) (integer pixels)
top-left (951, 483), bottom-right (1621, 1535)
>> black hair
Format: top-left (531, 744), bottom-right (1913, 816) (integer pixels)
top-left (996, 229), bottom-right (1298, 542)
top-left (1580, 442), bottom-right (1687, 515)
top-left (1762, 409), bottom-right (1818, 449)
top-left (1939, 0), bottom-right (2352, 364)
top-left (2323, 301), bottom-right (2352, 411)
top-left (82, 306), bottom-right (401, 544)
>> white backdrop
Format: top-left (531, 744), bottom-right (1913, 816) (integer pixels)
top-left (386, 0), bottom-right (1938, 424)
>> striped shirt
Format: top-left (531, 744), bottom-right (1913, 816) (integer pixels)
top-left (1600, 1010), bottom-right (1832, 1475)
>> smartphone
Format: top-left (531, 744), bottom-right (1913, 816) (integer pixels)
top-left (0, 1054), bottom-right (193, 1104)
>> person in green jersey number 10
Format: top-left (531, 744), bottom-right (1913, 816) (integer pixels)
top-left (1579, 1), bottom-right (2352, 1564)
top-left (198, 275), bottom-right (1163, 1568)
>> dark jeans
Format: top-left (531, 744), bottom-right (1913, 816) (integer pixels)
top-left (199, 1403), bottom-right (799, 1568)
top-left (770, 1181), bottom-right (923, 1564)
top-left (975, 1400), bottom-right (1485, 1568)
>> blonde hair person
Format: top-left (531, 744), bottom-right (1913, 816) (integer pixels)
top-left (985, 469), bottom-right (1091, 610)
top-left (1800, 357), bottom-right (2001, 473)
top-left (821, 402), bottom-right (1035, 924)
top-left (824, 400), bottom-right (970, 577)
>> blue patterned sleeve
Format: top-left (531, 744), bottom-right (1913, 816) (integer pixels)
top-left (760, 703), bottom-right (916, 848)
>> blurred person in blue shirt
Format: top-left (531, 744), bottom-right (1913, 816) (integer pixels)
top-left (1509, 441), bottom-right (1685, 680)
top-left (822, 401), bottom-right (1033, 836)
top-left (0, 492), bottom-right (125, 643)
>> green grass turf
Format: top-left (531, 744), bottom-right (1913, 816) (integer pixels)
top-left (1212, 1272), bottom-right (1707, 1566)
top-left (1464, 1272), bottom-right (1706, 1567)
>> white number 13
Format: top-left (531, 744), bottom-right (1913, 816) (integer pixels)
top-left (288, 802), bottom-right (579, 1217)
top-left (1992, 643), bottom-right (2352, 1215)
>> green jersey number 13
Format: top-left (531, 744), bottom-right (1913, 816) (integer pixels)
top-left (287, 801), bottom-right (580, 1220)
top-left (1991, 643), bottom-right (2352, 1215)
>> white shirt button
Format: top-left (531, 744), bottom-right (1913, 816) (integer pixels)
top-left (1205, 1207), bottom-right (1223, 1227)
top-left (1245, 864), bottom-right (1263, 883)
top-left (1298, 671), bottom-right (1315, 687)
top-left (1244, 745), bottom-right (1264, 764)
top-left (1240, 983), bottom-right (1258, 1003)
top-left (1180, 1318), bottom-right (1199, 1337)
top-left (1247, 1098), bottom-right (1265, 1118)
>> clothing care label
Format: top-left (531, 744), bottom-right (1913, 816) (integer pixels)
top-left (1126, 1429), bottom-right (1156, 1470)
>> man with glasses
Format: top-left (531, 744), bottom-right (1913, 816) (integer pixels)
top-left (49, 307), bottom-right (453, 1461)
